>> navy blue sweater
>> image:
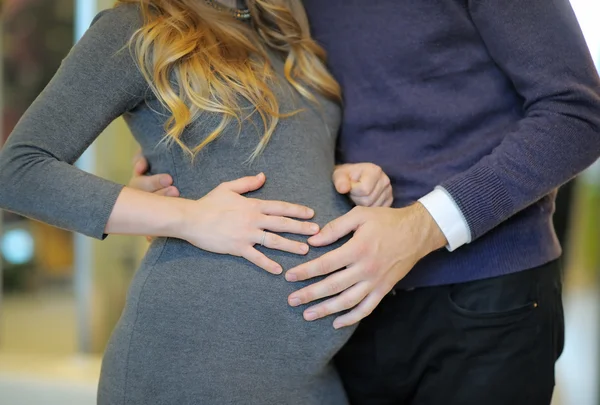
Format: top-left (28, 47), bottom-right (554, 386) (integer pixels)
top-left (303, 0), bottom-right (600, 287)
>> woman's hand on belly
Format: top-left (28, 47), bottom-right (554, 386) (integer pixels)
top-left (126, 157), bottom-right (320, 272)
top-left (176, 173), bottom-right (320, 274)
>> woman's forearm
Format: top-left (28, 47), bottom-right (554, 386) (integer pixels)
top-left (105, 187), bottom-right (189, 238)
top-left (0, 8), bottom-right (150, 240)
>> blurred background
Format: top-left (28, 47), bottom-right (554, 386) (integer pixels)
top-left (0, 0), bottom-right (599, 404)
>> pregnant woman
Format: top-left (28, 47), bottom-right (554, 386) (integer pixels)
top-left (0, 1), bottom-right (392, 404)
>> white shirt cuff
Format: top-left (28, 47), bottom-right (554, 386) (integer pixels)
top-left (418, 186), bottom-right (471, 252)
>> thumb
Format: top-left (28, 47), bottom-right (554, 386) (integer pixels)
top-left (332, 167), bottom-right (352, 194)
top-left (133, 157), bottom-right (148, 176)
top-left (223, 173), bottom-right (266, 194)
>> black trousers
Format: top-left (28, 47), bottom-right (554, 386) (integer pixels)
top-left (554, 179), bottom-right (576, 247)
top-left (335, 261), bottom-right (564, 405)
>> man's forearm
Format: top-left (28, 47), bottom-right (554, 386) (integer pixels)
top-left (437, 0), bottom-right (600, 241)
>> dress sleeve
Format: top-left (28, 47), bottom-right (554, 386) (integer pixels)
top-left (0, 5), bottom-right (149, 239)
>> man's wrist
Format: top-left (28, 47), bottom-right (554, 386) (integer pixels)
top-left (418, 187), bottom-right (471, 251)
top-left (410, 203), bottom-right (448, 255)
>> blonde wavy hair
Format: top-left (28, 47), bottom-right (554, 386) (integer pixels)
top-left (115, 0), bottom-right (341, 159)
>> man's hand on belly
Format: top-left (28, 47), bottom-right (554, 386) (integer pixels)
top-left (285, 203), bottom-right (447, 328)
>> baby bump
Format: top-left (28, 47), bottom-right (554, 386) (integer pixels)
top-left (126, 238), bottom-right (356, 378)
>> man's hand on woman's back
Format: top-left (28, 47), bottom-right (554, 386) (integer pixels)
top-left (129, 151), bottom-right (180, 197)
top-left (333, 163), bottom-right (393, 207)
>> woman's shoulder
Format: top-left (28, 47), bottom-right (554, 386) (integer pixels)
top-left (89, 4), bottom-right (144, 38)
top-left (70, 4), bottom-right (146, 67)
top-left (61, 4), bottom-right (149, 98)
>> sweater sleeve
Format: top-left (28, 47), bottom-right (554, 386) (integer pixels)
top-left (439, 0), bottom-right (600, 241)
top-left (0, 5), bottom-right (148, 239)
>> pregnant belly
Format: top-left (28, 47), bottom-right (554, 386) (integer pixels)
top-left (126, 237), bottom-right (356, 378)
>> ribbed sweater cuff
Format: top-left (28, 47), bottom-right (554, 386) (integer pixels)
top-left (440, 165), bottom-right (513, 240)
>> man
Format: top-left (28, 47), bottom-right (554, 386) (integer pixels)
top-left (131, 0), bottom-right (600, 403)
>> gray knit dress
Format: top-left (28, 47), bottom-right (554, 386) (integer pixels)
top-left (0, 5), bottom-right (357, 405)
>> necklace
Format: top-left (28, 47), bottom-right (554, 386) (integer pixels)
top-left (204, 0), bottom-right (251, 20)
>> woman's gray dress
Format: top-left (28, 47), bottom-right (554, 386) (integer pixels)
top-left (0, 5), bottom-right (356, 405)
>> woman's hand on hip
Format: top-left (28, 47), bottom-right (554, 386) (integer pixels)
top-left (333, 163), bottom-right (393, 207)
top-left (178, 173), bottom-right (319, 275)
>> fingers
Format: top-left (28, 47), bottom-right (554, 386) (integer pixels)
top-left (288, 265), bottom-right (363, 307)
top-left (130, 153), bottom-right (180, 197)
top-left (223, 173), bottom-right (266, 194)
top-left (154, 186), bottom-right (180, 197)
top-left (258, 216), bottom-right (319, 236)
top-left (257, 231), bottom-right (310, 255)
top-left (373, 175), bottom-right (392, 205)
top-left (351, 195), bottom-right (373, 207)
top-left (302, 280), bottom-right (371, 322)
top-left (242, 247), bottom-right (282, 275)
top-left (133, 158), bottom-right (148, 176)
top-left (258, 200), bottom-right (315, 220)
top-left (351, 175), bottom-right (391, 206)
top-left (129, 173), bottom-right (174, 193)
top-left (332, 166), bottom-right (352, 194)
top-left (372, 187), bottom-right (393, 208)
top-left (307, 208), bottom-right (364, 246)
top-left (349, 165), bottom-right (382, 197)
top-left (132, 149), bottom-right (148, 176)
top-left (350, 176), bottom-right (378, 198)
top-left (285, 242), bottom-right (355, 282)
top-left (333, 288), bottom-right (387, 328)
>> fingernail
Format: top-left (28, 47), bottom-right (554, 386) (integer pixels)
top-left (307, 209), bottom-right (314, 217)
top-left (256, 172), bottom-right (264, 178)
top-left (301, 244), bottom-right (309, 254)
top-left (159, 176), bottom-right (172, 187)
top-left (333, 321), bottom-right (344, 329)
top-left (310, 224), bottom-right (319, 233)
top-left (273, 266), bottom-right (283, 275)
top-left (286, 273), bottom-right (298, 282)
top-left (305, 311), bottom-right (317, 321)
top-left (289, 297), bottom-right (301, 306)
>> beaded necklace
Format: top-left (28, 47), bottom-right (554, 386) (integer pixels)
top-left (204, 0), bottom-right (251, 20)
